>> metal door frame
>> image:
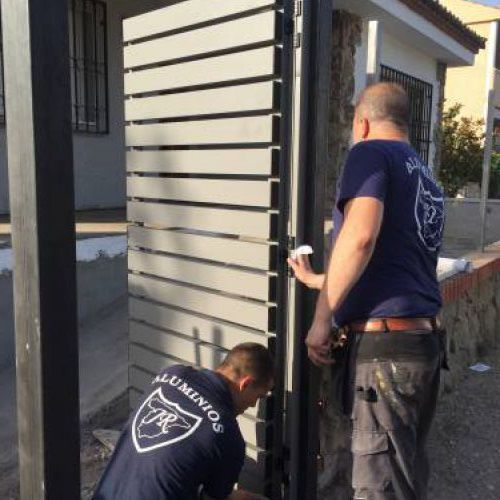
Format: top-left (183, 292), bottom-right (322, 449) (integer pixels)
top-left (286, 1), bottom-right (333, 498)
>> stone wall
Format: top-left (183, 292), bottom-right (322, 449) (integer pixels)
top-left (317, 242), bottom-right (500, 499)
top-left (326, 10), bottom-right (362, 215)
top-left (440, 245), bottom-right (500, 390)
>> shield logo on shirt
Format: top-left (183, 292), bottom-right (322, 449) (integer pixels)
top-left (132, 388), bottom-right (203, 453)
top-left (414, 177), bottom-right (444, 252)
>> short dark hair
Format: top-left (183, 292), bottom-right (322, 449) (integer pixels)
top-left (219, 343), bottom-right (273, 387)
top-left (356, 82), bottom-right (409, 132)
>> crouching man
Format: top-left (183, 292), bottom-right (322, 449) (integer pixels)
top-left (92, 343), bottom-right (273, 500)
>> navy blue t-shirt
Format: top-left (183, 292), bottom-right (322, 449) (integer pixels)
top-left (331, 140), bottom-right (444, 326)
top-left (93, 365), bottom-right (245, 500)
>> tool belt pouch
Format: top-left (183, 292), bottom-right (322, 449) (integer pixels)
top-left (329, 327), bottom-right (349, 414)
top-left (437, 327), bottom-right (450, 371)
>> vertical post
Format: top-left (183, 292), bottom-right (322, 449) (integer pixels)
top-left (366, 20), bottom-right (382, 85)
top-left (288, 0), bottom-right (331, 499)
top-left (2, 1), bottom-right (80, 498)
top-left (479, 21), bottom-right (498, 251)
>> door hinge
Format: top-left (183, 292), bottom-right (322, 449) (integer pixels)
top-left (293, 32), bottom-right (301, 48)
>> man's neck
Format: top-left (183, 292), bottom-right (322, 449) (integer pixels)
top-left (215, 368), bottom-right (240, 414)
top-left (366, 129), bottom-right (409, 143)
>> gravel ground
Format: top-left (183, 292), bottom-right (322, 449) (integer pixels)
top-left (1, 351), bottom-right (499, 499)
top-left (427, 348), bottom-right (500, 500)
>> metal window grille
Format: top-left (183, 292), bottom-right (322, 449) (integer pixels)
top-left (69, 0), bottom-right (108, 133)
top-left (380, 65), bottom-right (433, 163)
top-left (0, 1), bottom-right (108, 133)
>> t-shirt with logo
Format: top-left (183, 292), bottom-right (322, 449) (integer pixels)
top-left (331, 139), bottom-right (444, 327)
top-left (92, 365), bottom-right (245, 500)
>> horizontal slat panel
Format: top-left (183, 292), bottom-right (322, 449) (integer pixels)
top-left (129, 250), bottom-right (271, 300)
top-left (129, 274), bottom-right (273, 331)
top-left (127, 177), bottom-right (273, 208)
top-left (131, 321), bottom-right (228, 367)
top-left (238, 414), bottom-right (272, 450)
top-left (126, 116), bottom-right (278, 147)
top-left (124, 47), bottom-right (278, 95)
top-left (130, 365), bottom-right (155, 391)
top-left (124, 11), bottom-right (279, 69)
top-left (130, 298), bottom-right (270, 348)
top-left (128, 226), bottom-right (274, 270)
top-left (126, 148), bottom-right (276, 176)
top-left (125, 81), bottom-right (277, 121)
top-left (128, 201), bottom-right (274, 239)
top-left (129, 359), bottom-right (265, 421)
top-left (123, 0), bottom-right (276, 42)
top-left (130, 345), bottom-right (192, 379)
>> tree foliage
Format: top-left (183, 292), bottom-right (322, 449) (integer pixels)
top-left (438, 103), bottom-right (484, 197)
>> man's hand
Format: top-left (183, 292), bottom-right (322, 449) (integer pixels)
top-left (305, 318), bottom-right (334, 366)
top-left (287, 254), bottom-right (325, 290)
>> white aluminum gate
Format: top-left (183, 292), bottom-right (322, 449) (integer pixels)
top-left (123, 1), bottom-right (333, 496)
top-left (123, 1), bottom-right (294, 496)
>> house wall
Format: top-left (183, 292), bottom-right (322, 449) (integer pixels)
top-left (445, 21), bottom-right (491, 122)
top-left (353, 26), bottom-right (441, 169)
top-left (440, 0), bottom-right (499, 26)
top-left (0, 0), bottom-right (172, 214)
top-left (380, 31), bottom-right (440, 168)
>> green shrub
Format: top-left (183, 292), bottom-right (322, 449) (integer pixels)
top-left (438, 103), bottom-right (484, 197)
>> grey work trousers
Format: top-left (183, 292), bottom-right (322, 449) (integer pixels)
top-left (346, 331), bottom-right (442, 500)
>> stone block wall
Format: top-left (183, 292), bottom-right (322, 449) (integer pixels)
top-left (326, 10), bottom-right (362, 216)
top-left (317, 242), bottom-right (500, 498)
top-left (440, 246), bottom-right (500, 390)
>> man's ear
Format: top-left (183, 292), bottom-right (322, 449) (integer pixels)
top-left (238, 375), bottom-right (253, 392)
top-left (362, 118), bottom-right (370, 139)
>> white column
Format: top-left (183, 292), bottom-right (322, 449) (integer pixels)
top-left (479, 21), bottom-right (498, 251)
top-left (366, 20), bottom-right (382, 85)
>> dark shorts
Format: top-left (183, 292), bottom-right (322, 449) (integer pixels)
top-left (346, 331), bottom-right (442, 500)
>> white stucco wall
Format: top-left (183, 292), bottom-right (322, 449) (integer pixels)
top-left (353, 26), bottom-right (440, 169)
top-left (380, 31), bottom-right (439, 168)
top-left (0, 0), bottom-right (171, 214)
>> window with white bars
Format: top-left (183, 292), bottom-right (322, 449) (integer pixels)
top-left (0, 1), bottom-right (108, 133)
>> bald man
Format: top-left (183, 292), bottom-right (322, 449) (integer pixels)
top-left (92, 343), bottom-right (273, 500)
top-left (289, 82), bottom-right (445, 500)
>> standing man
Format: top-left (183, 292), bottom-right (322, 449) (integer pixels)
top-left (289, 82), bottom-right (445, 499)
top-left (92, 343), bottom-right (273, 500)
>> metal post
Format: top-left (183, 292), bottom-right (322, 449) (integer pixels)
top-left (288, 1), bottom-right (332, 498)
top-left (2, 1), bottom-right (80, 498)
top-left (479, 21), bottom-right (498, 251)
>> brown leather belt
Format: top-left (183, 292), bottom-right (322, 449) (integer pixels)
top-left (349, 317), bottom-right (439, 333)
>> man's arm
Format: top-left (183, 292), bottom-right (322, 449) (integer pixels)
top-left (306, 196), bottom-right (384, 365)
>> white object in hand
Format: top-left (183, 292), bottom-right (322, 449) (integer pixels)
top-left (290, 245), bottom-right (313, 260)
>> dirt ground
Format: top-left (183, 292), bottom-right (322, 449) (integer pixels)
top-left (1, 350), bottom-right (499, 499)
top-left (427, 348), bottom-right (500, 500)
top-left (0, 393), bottom-right (129, 500)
